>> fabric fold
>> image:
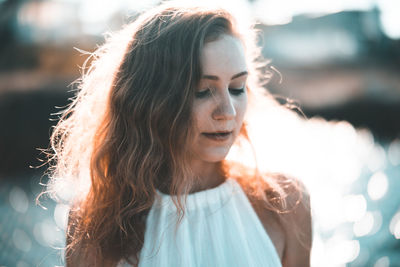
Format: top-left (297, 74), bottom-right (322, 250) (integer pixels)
top-left (119, 178), bottom-right (282, 267)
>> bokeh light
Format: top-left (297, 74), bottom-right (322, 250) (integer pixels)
top-left (10, 0), bottom-right (400, 41)
top-left (16, 260), bottom-right (30, 267)
top-left (343, 194), bottom-right (367, 222)
top-left (388, 139), bottom-right (400, 166)
top-left (1, 0), bottom-right (399, 266)
top-left (374, 256), bottom-right (390, 267)
top-left (353, 211), bottom-right (374, 237)
top-left (12, 228), bottom-right (32, 252)
top-left (367, 171), bottom-right (388, 201)
top-left (389, 212), bottom-right (400, 239)
top-left (324, 235), bottom-right (360, 266)
top-left (33, 218), bottom-right (64, 248)
top-left (9, 187), bottom-right (29, 213)
top-left (353, 210), bottom-right (383, 238)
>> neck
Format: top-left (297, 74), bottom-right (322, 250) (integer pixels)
top-left (156, 161), bottom-right (227, 195)
top-left (189, 160), bottom-right (226, 193)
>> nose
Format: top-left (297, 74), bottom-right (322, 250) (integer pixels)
top-left (212, 92), bottom-right (236, 121)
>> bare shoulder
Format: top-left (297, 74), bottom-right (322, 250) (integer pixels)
top-left (242, 175), bottom-right (312, 267)
top-left (249, 196), bottom-right (286, 260)
top-left (278, 177), bottom-right (312, 267)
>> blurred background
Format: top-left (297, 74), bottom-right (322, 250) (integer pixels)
top-left (0, 0), bottom-right (399, 266)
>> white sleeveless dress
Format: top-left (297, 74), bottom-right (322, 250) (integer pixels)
top-left (120, 178), bottom-right (282, 267)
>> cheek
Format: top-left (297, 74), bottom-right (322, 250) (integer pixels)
top-left (236, 97), bottom-right (248, 122)
top-left (191, 103), bottom-right (210, 131)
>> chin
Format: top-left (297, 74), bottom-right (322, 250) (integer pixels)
top-left (201, 148), bottom-right (231, 162)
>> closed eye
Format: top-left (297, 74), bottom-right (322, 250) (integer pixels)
top-left (195, 88), bottom-right (211, 99)
top-left (229, 87), bottom-right (245, 96)
top-left (195, 86), bottom-right (245, 98)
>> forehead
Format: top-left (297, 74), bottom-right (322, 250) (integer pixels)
top-left (201, 34), bottom-right (247, 77)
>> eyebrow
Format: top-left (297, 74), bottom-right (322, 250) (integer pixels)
top-left (202, 71), bottom-right (248, 81)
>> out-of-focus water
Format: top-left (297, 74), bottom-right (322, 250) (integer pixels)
top-left (0, 175), bottom-right (66, 266)
top-left (329, 142), bottom-right (400, 267)
top-left (0, 141), bottom-right (399, 267)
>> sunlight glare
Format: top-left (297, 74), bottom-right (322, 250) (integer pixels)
top-left (124, 0), bottom-right (160, 12)
top-left (353, 211), bottom-right (374, 237)
top-left (53, 177), bottom-right (77, 202)
top-left (79, 0), bottom-right (121, 34)
top-left (343, 194), bottom-right (367, 222)
top-left (366, 144), bottom-right (386, 172)
top-left (310, 234), bottom-right (324, 266)
top-left (377, 0), bottom-right (400, 39)
top-left (33, 219), bottom-right (64, 248)
top-left (54, 204), bottom-right (70, 230)
top-left (252, 0), bottom-right (293, 25)
top-left (233, 96), bottom-right (379, 240)
top-left (389, 212), bottom-right (400, 239)
top-left (367, 171), bottom-right (388, 200)
top-left (313, 188), bottom-right (345, 231)
top-left (325, 235), bottom-right (360, 265)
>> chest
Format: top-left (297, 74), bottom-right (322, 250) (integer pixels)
top-left (140, 187), bottom-right (285, 267)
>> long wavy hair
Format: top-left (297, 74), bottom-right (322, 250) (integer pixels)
top-left (44, 2), bottom-right (303, 266)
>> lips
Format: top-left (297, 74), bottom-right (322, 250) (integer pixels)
top-left (202, 131), bottom-right (233, 141)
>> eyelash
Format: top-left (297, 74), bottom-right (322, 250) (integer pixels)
top-left (195, 87), bottom-right (245, 99)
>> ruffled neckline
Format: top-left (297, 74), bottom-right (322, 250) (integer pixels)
top-left (154, 178), bottom-right (237, 211)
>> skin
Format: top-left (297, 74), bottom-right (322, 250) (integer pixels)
top-left (251, 184), bottom-right (312, 267)
top-left (188, 34), bottom-right (312, 266)
top-left (189, 34), bottom-right (248, 191)
top-left (66, 34), bottom-right (312, 267)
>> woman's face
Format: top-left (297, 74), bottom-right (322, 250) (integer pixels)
top-left (189, 34), bottom-right (248, 165)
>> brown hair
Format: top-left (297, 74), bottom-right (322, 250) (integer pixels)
top-left (44, 3), bottom-right (303, 266)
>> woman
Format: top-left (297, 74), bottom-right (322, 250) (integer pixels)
top-left (46, 2), bottom-right (312, 266)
